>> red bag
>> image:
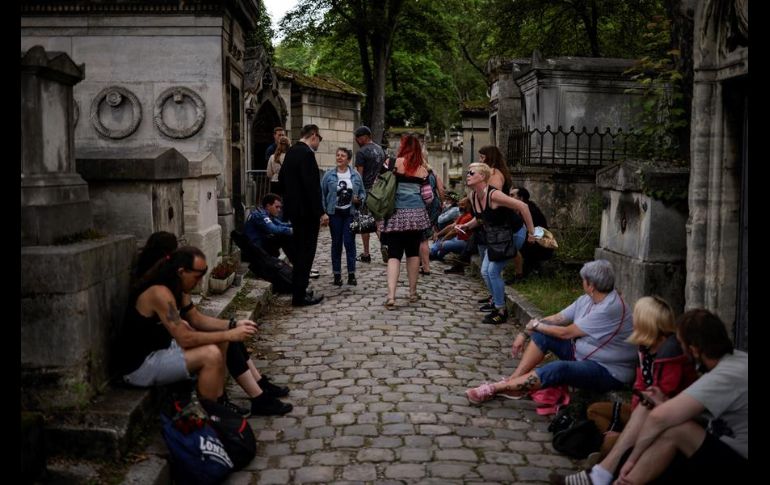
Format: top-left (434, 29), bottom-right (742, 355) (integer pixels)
top-left (529, 385), bottom-right (570, 416)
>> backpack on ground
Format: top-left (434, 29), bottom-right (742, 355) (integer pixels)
top-left (201, 399), bottom-right (257, 470)
top-left (366, 162), bottom-right (397, 220)
top-left (161, 399), bottom-right (234, 484)
top-left (551, 418), bottom-right (603, 459)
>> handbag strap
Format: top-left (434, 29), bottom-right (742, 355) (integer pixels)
top-left (574, 293), bottom-right (626, 361)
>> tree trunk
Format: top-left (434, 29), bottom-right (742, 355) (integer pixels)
top-left (665, 0), bottom-right (695, 161)
top-left (370, 35), bottom-right (388, 145)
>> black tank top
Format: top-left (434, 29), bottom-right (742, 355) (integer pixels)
top-left (119, 295), bottom-right (173, 375)
top-left (471, 187), bottom-right (523, 231)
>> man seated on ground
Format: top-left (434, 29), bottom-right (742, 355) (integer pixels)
top-left (466, 259), bottom-right (636, 403)
top-left (244, 193), bottom-right (295, 262)
top-left (429, 197), bottom-right (473, 261)
top-left (603, 309), bottom-right (748, 485)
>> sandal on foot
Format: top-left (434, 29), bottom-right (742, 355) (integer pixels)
top-left (409, 293), bottom-right (420, 303)
top-left (384, 299), bottom-right (396, 310)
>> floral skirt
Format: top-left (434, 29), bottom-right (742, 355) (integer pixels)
top-left (379, 207), bottom-right (431, 233)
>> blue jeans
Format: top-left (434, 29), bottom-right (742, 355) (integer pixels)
top-left (479, 226), bottom-right (528, 308)
top-left (530, 333), bottom-right (625, 392)
top-left (429, 237), bottom-right (467, 260)
top-left (329, 210), bottom-right (356, 274)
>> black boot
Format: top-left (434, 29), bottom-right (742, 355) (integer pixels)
top-left (333, 274), bottom-right (343, 286)
top-left (250, 393), bottom-right (293, 416)
top-left (217, 394), bottom-right (250, 418)
top-left (347, 273), bottom-right (357, 286)
top-left (257, 375), bottom-right (290, 398)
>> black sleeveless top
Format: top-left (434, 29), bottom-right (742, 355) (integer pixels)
top-left (471, 187), bottom-right (523, 231)
top-left (119, 293), bottom-right (173, 375)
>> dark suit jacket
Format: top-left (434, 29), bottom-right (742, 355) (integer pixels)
top-left (278, 141), bottom-right (323, 224)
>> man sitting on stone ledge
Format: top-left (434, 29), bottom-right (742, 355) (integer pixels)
top-left (120, 245), bottom-right (292, 416)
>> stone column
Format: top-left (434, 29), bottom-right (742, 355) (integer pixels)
top-left (21, 47), bottom-right (135, 410)
top-left (21, 46), bottom-right (91, 246)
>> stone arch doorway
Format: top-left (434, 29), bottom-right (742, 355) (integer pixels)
top-left (251, 101), bottom-right (281, 171)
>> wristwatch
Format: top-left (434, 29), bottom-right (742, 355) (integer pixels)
top-left (228, 317), bottom-right (237, 329)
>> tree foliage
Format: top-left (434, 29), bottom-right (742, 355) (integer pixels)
top-left (272, 0), bottom-right (678, 139)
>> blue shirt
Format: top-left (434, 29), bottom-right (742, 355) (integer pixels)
top-left (244, 207), bottom-right (293, 249)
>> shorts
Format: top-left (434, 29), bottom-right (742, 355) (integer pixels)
top-left (123, 340), bottom-right (191, 387)
top-left (684, 431), bottom-right (748, 481)
top-left (382, 231), bottom-right (422, 260)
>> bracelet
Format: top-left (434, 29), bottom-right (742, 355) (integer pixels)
top-left (228, 317), bottom-right (237, 329)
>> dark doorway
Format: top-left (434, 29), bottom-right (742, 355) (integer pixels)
top-left (251, 102), bottom-right (281, 171)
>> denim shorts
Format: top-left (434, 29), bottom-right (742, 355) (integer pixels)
top-left (531, 332), bottom-right (625, 392)
top-left (123, 340), bottom-right (191, 387)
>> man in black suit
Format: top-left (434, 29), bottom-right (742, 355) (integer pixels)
top-left (278, 124), bottom-right (326, 306)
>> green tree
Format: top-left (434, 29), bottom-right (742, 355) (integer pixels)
top-left (281, 0), bottom-right (407, 143)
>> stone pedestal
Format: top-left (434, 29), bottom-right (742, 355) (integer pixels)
top-left (76, 147), bottom-right (189, 243)
top-left (21, 235), bottom-right (135, 410)
top-left (596, 161), bottom-right (689, 313)
top-left (21, 46), bottom-right (90, 246)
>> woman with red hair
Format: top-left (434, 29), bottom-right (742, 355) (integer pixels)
top-left (378, 134), bottom-right (432, 309)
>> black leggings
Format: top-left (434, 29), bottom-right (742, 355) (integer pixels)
top-left (226, 341), bottom-right (251, 377)
top-left (382, 231), bottom-right (422, 260)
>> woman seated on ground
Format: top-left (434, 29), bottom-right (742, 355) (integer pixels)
top-left (556, 296), bottom-right (698, 485)
top-left (466, 259), bottom-right (637, 403)
top-left (429, 197), bottom-right (473, 261)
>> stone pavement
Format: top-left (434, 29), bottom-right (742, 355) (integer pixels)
top-left (225, 230), bottom-right (581, 484)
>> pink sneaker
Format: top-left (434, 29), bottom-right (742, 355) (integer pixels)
top-left (466, 382), bottom-right (496, 404)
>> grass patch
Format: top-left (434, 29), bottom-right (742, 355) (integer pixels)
top-left (513, 267), bottom-right (584, 316)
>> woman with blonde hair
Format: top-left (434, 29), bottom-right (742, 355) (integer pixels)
top-left (266, 135), bottom-right (290, 195)
top-left (456, 162), bottom-right (535, 324)
top-left (557, 295), bottom-right (698, 485)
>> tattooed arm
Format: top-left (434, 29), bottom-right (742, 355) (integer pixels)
top-left (138, 285), bottom-right (256, 349)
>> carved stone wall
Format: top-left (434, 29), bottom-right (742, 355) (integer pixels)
top-left (686, 0), bottom-right (748, 343)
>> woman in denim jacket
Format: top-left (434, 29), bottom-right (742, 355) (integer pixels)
top-left (321, 147), bottom-right (366, 286)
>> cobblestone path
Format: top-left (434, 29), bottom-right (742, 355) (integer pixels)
top-left (227, 230), bottom-right (579, 484)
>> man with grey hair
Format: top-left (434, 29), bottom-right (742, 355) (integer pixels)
top-left (466, 259), bottom-right (637, 404)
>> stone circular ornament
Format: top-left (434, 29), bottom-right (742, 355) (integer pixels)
top-left (153, 86), bottom-right (206, 139)
top-left (90, 86), bottom-right (142, 139)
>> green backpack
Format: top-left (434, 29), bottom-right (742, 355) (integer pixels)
top-left (365, 162), bottom-right (397, 220)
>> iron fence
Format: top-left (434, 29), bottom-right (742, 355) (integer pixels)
top-left (246, 170), bottom-right (271, 210)
top-left (507, 125), bottom-right (641, 167)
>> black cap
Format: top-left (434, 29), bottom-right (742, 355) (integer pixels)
top-left (354, 126), bottom-right (372, 137)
